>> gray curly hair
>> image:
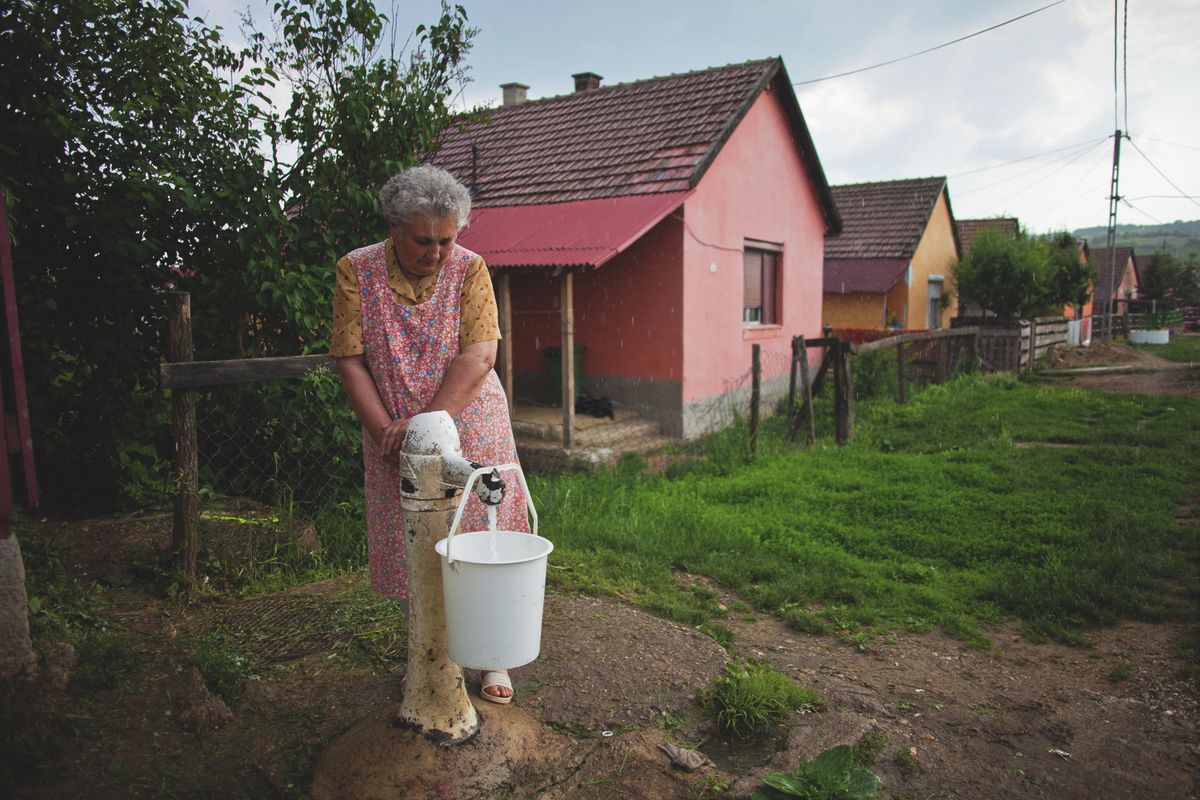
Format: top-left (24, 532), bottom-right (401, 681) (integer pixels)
top-left (379, 166), bottom-right (471, 230)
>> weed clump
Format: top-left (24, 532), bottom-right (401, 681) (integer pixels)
top-left (705, 659), bottom-right (822, 738)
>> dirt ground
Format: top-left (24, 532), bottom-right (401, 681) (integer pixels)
top-left (6, 339), bottom-right (1199, 800)
top-left (1042, 338), bottom-right (1200, 399)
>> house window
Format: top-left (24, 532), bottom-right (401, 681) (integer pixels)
top-left (743, 245), bottom-right (781, 324)
top-left (926, 276), bottom-right (944, 329)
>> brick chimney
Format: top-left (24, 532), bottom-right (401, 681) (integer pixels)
top-left (500, 82), bottom-right (529, 106)
top-left (572, 72), bottom-right (603, 93)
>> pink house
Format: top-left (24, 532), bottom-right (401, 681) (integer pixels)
top-left (431, 59), bottom-right (840, 441)
top-left (1092, 246), bottom-right (1139, 317)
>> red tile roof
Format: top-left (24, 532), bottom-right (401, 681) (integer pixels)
top-left (824, 258), bottom-right (909, 294)
top-left (1092, 246), bottom-right (1136, 304)
top-left (956, 217), bottom-right (1019, 254)
top-left (431, 58), bottom-right (840, 234)
top-left (458, 191), bottom-right (691, 269)
top-left (824, 177), bottom-right (954, 260)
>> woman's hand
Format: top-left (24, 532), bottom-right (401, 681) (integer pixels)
top-left (377, 417), bottom-right (410, 465)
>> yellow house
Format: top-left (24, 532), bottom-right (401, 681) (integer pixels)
top-left (823, 177), bottom-right (961, 330)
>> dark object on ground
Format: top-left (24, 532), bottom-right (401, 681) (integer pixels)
top-left (576, 394), bottom-right (614, 419)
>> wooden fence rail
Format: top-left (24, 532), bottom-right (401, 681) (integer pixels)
top-left (161, 292), bottom-right (332, 588)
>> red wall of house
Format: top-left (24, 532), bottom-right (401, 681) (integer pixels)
top-left (680, 86), bottom-right (829, 404)
top-left (506, 214), bottom-right (684, 380)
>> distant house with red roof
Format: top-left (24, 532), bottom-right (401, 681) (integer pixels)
top-left (431, 58), bottom-right (840, 439)
top-left (823, 177), bottom-right (960, 331)
top-left (956, 218), bottom-right (1019, 255)
top-left (1092, 246), bottom-right (1139, 317)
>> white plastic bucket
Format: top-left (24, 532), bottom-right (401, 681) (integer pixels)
top-left (1128, 329), bottom-right (1169, 345)
top-left (434, 465), bottom-right (551, 670)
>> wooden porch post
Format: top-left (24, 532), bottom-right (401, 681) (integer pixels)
top-left (560, 271), bottom-right (575, 449)
top-left (495, 271), bottom-right (514, 412)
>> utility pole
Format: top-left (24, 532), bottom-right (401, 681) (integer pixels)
top-left (1101, 130), bottom-right (1123, 340)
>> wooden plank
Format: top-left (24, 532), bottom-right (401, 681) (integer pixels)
top-left (0, 188), bottom-right (36, 510)
top-left (496, 272), bottom-right (514, 412)
top-left (560, 271), bottom-right (575, 449)
top-left (852, 327), bottom-right (981, 356)
top-left (160, 354), bottom-right (331, 390)
top-left (749, 344), bottom-right (761, 458)
top-left (168, 292), bottom-right (198, 587)
top-left (896, 341), bottom-right (907, 404)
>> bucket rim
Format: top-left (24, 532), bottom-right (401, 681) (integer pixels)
top-left (434, 532), bottom-right (554, 566)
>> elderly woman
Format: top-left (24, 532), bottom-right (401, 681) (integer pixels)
top-left (331, 165), bottom-right (528, 703)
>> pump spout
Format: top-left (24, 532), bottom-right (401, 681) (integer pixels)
top-left (442, 454), bottom-right (506, 506)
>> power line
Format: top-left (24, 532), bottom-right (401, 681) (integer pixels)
top-left (979, 139), bottom-right (1108, 213)
top-left (1122, 0), bottom-right (1129, 133)
top-left (1120, 197), bottom-right (1164, 226)
top-left (1140, 135), bottom-right (1200, 154)
top-left (956, 138), bottom-right (1107, 198)
top-left (1027, 145), bottom-right (1113, 224)
top-left (1112, 0), bottom-right (1119, 131)
top-left (948, 136), bottom-right (1109, 178)
top-left (1127, 138), bottom-right (1200, 210)
top-left (792, 0), bottom-right (1069, 86)
top-left (1125, 194), bottom-right (1200, 201)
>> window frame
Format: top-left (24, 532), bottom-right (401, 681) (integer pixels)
top-left (742, 240), bottom-right (783, 327)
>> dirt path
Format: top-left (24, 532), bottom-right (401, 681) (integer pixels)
top-left (1041, 338), bottom-right (1200, 399)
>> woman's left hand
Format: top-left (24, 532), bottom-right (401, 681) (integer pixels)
top-left (378, 418), bottom-right (410, 463)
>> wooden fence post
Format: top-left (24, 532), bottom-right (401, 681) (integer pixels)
top-left (838, 341), bottom-right (855, 444)
top-left (968, 331), bottom-right (979, 373)
top-left (1027, 319), bottom-right (1037, 373)
top-left (896, 340), bottom-right (907, 404)
top-left (937, 338), bottom-right (948, 383)
top-left (799, 337), bottom-right (815, 445)
top-left (786, 336), bottom-right (799, 433)
top-left (832, 340), bottom-right (844, 445)
top-left (168, 292), bottom-right (198, 586)
top-left (749, 344), bottom-right (761, 458)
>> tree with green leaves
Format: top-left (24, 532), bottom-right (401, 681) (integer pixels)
top-left (954, 228), bottom-right (1093, 320)
top-left (0, 0), bottom-right (475, 510)
top-left (1139, 252), bottom-right (1200, 305)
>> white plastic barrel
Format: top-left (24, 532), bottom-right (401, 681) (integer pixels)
top-left (434, 465), bottom-right (552, 670)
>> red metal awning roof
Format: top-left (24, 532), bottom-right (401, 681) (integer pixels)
top-left (823, 258), bottom-right (909, 294)
top-left (457, 191), bottom-right (692, 269)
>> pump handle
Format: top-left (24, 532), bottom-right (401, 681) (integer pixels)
top-left (444, 464), bottom-right (539, 565)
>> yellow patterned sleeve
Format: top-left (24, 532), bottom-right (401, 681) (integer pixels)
top-left (330, 256), bottom-right (365, 357)
top-left (460, 256), bottom-right (501, 349)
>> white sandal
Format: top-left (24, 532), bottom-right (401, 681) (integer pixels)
top-left (480, 670), bottom-right (513, 705)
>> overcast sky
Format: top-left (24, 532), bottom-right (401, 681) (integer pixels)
top-left (198, 0), bottom-right (1199, 235)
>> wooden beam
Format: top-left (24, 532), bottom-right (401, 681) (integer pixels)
top-left (496, 271), bottom-right (514, 412)
top-left (851, 326), bottom-right (980, 356)
top-left (160, 354), bottom-right (330, 390)
top-left (168, 292), bottom-right (198, 587)
top-left (896, 340), bottom-right (907, 404)
top-left (560, 271), bottom-right (575, 449)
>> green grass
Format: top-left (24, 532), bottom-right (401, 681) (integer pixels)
top-left (705, 659), bottom-right (823, 737)
top-left (1131, 332), bottom-right (1200, 363)
top-left (533, 373), bottom-right (1200, 645)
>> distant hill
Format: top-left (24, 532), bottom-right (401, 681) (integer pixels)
top-left (1072, 219), bottom-right (1200, 259)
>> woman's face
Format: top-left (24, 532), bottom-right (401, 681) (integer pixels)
top-left (390, 214), bottom-right (458, 278)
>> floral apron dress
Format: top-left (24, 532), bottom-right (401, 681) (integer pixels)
top-left (348, 240), bottom-right (529, 601)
